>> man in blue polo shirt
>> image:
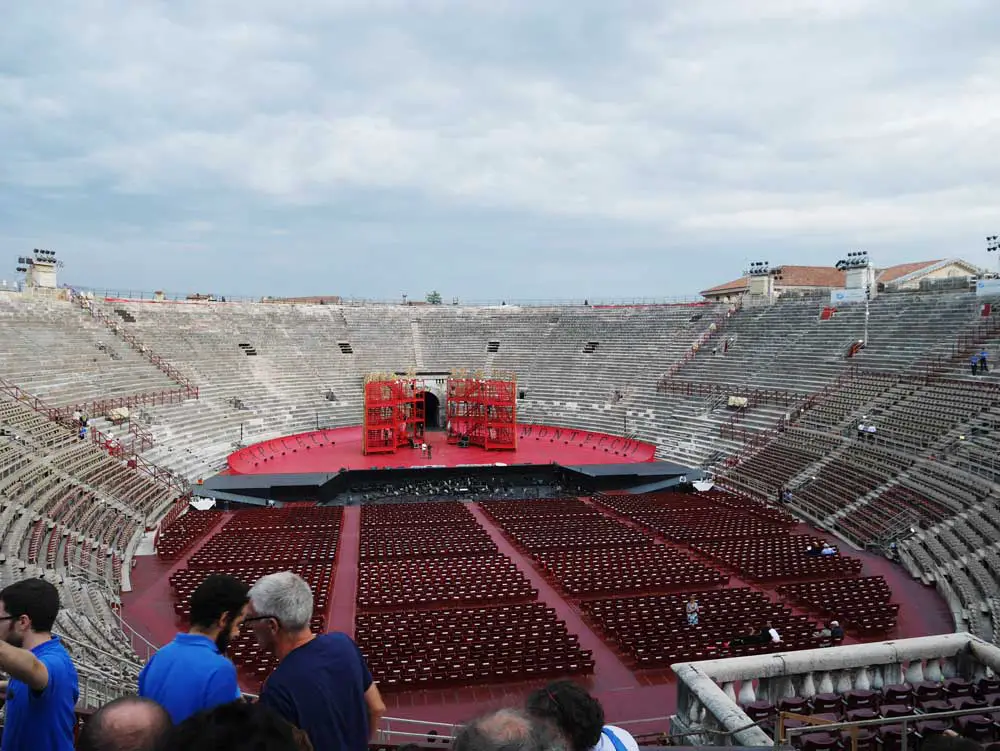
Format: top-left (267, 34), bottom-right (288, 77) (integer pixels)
top-left (0, 577), bottom-right (79, 751)
top-left (139, 573), bottom-right (249, 723)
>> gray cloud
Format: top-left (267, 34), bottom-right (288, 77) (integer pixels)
top-left (2, 0), bottom-right (999, 299)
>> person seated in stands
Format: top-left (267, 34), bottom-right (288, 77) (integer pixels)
top-left (813, 624), bottom-right (832, 643)
top-left (829, 620), bottom-right (844, 640)
top-left (782, 489), bottom-right (792, 504)
top-left (821, 543), bottom-right (838, 556)
top-left (805, 544), bottom-right (821, 557)
top-left (726, 626), bottom-right (761, 649)
top-left (765, 622), bottom-right (781, 644)
top-left (526, 681), bottom-right (638, 751)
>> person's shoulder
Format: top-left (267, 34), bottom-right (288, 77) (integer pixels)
top-left (603, 726), bottom-right (640, 751)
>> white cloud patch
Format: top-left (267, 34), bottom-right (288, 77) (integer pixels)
top-left (2, 0), bottom-right (999, 298)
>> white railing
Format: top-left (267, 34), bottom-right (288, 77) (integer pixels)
top-left (671, 633), bottom-right (1000, 746)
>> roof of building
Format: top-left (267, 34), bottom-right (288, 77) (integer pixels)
top-left (700, 259), bottom-right (964, 297)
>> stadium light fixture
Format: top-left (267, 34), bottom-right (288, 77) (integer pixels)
top-left (746, 260), bottom-right (770, 277)
top-left (988, 235), bottom-right (999, 272)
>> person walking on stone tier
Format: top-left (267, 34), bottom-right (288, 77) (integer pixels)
top-left (246, 571), bottom-right (385, 751)
top-left (138, 573), bottom-right (249, 723)
top-left (979, 349), bottom-right (990, 374)
top-left (0, 577), bottom-right (79, 751)
top-left (971, 354), bottom-right (980, 375)
top-left (685, 595), bottom-right (701, 626)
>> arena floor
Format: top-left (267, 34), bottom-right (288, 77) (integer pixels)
top-left (123, 435), bottom-right (955, 734)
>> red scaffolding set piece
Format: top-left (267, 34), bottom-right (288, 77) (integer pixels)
top-left (361, 375), bottom-right (426, 455)
top-left (445, 374), bottom-right (517, 451)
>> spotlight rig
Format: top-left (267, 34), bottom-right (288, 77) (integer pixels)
top-left (835, 251), bottom-right (870, 271)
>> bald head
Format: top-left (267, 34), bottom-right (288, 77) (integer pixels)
top-left (454, 709), bottom-right (565, 751)
top-left (79, 697), bottom-right (172, 751)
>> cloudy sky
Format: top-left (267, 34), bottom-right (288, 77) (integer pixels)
top-left (2, 1), bottom-right (998, 302)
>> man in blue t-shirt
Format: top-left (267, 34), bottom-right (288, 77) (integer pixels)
top-left (247, 571), bottom-right (385, 751)
top-left (139, 573), bottom-right (249, 723)
top-left (0, 577), bottom-right (79, 751)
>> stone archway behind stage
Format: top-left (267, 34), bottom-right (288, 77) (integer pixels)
top-left (420, 390), bottom-right (442, 430)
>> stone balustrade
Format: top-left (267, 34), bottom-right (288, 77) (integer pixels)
top-left (671, 633), bottom-right (1000, 746)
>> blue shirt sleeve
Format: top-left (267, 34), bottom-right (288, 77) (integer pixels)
top-left (204, 663), bottom-right (240, 708)
top-left (353, 640), bottom-right (373, 690)
top-left (137, 660), bottom-right (149, 697)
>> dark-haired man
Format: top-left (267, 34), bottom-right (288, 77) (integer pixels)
top-left (0, 577), bottom-right (79, 751)
top-left (155, 701), bottom-right (311, 751)
top-left (139, 573), bottom-right (248, 723)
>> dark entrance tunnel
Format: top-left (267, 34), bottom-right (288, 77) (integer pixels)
top-left (422, 391), bottom-right (441, 429)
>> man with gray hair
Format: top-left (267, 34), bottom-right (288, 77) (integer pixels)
top-left (454, 709), bottom-right (566, 751)
top-left (246, 571), bottom-right (385, 751)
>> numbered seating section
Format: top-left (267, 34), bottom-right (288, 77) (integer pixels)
top-left (531, 545), bottom-right (728, 597)
top-left (357, 555), bottom-right (537, 609)
top-left (356, 603), bottom-right (594, 690)
top-left (359, 525), bottom-right (496, 560)
top-left (481, 498), bottom-right (651, 551)
top-left (777, 576), bottom-right (899, 633)
top-left (692, 535), bottom-right (864, 582)
top-left (582, 587), bottom-right (821, 668)
top-left (156, 510), bottom-right (223, 560)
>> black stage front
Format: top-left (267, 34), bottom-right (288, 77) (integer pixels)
top-left (198, 462), bottom-right (705, 507)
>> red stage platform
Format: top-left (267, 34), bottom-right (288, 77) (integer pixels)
top-left (226, 424), bottom-right (657, 475)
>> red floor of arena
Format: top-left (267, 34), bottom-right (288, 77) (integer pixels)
top-left (124, 435), bottom-right (954, 733)
top-left (224, 425), bottom-right (656, 474)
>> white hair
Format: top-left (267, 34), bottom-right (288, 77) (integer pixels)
top-left (248, 571), bottom-right (313, 631)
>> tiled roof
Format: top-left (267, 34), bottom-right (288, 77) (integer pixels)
top-left (701, 259), bottom-right (972, 297)
top-left (700, 266), bottom-right (845, 296)
top-left (876, 260), bottom-right (942, 284)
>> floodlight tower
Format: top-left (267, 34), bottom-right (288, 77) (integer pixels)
top-left (15, 249), bottom-right (64, 289)
top-left (836, 251), bottom-right (874, 346)
top-left (988, 236), bottom-right (999, 274)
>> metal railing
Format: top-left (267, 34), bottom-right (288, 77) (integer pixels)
top-left (67, 285), bottom-right (710, 308)
top-left (781, 705), bottom-right (1000, 751)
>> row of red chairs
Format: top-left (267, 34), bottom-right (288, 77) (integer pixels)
top-left (157, 510), bottom-right (224, 560)
top-left (487, 517), bottom-right (651, 552)
top-left (582, 587), bottom-right (824, 667)
top-left (692, 535), bottom-right (864, 582)
top-left (480, 497), bottom-right (597, 519)
top-left (189, 528), bottom-right (339, 568)
top-left (361, 501), bottom-right (476, 526)
top-left (357, 555), bottom-right (536, 609)
top-left (355, 603), bottom-right (594, 690)
top-left (777, 576), bottom-right (899, 632)
top-left (531, 544), bottom-right (727, 596)
top-left (220, 506), bottom-right (343, 530)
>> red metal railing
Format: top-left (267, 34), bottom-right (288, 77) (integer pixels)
top-left (73, 294), bottom-right (199, 398)
top-left (657, 302), bottom-right (741, 387)
top-left (0, 376), bottom-right (188, 498)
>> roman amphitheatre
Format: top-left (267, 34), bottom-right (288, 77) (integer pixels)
top-left (2, 251), bottom-right (999, 746)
